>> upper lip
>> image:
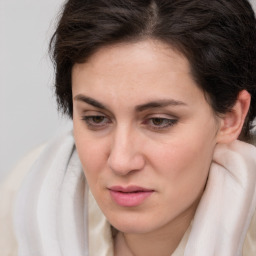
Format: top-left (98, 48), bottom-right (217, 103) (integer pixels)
top-left (109, 185), bottom-right (154, 193)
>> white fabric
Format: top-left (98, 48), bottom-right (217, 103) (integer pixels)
top-left (14, 132), bottom-right (256, 256)
top-left (0, 143), bottom-right (46, 256)
top-left (185, 141), bottom-right (256, 256)
top-left (14, 132), bottom-right (113, 256)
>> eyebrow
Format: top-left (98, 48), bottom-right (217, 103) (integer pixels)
top-left (73, 94), bottom-right (187, 112)
top-left (74, 94), bottom-right (107, 110)
top-left (135, 99), bottom-right (187, 112)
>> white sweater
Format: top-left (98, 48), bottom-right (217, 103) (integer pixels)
top-left (0, 141), bottom-right (255, 256)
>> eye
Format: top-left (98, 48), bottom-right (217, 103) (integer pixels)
top-left (144, 117), bottom-right (178, 130)
top-left (82, 115), bottom-right (111, 130)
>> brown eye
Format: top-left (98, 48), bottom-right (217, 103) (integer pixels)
top-left (92, 116), bottom-right (105, 123)
top-left (152, 118), bottom-right (165, 126)
top-left (81, 115), bottom-right (111, 130)
top-left (145, 117), bottom-right (178, 131)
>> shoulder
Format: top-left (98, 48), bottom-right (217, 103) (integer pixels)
top-left (0, 143), bottom-right (46, 256)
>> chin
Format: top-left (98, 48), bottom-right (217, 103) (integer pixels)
top-left (112, 221), bottom-right (154, 234)
top-left (106, 211), bottom-right (163, 234)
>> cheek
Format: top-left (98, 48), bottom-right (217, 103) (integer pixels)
top-left (74, 138), bottom-right (109, 205)
top-left (73, 123), bottom-right (107, 184)
top-left (168, 118), bottom-right (216, 180)
top-left (75, 139), bottom-right (106, 178)
top-left (149, 129), bottom-right (216, 205)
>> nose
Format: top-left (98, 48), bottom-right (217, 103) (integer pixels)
top-left (107, 127), bottom-right (146, 176)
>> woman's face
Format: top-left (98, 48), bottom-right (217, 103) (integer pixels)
top-left (72, 40), bottom-right (219, 234)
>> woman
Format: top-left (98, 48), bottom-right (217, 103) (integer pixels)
top-left (1, 0), bottom-right (256, 255)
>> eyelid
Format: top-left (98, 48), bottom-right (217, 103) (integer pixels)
top-left (81, 112), bottom-right (112, 130)
top-left (144, 112), bottom-right (178, 120)
top-left (142, 116), bottom-right (178, 131)
top-left (80, 108), bottom-right (115, 120)
top-left (80, 110), bottom-right (178, 131)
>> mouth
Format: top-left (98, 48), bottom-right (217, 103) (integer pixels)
top-left (109, 186), bottom-right (154, 207)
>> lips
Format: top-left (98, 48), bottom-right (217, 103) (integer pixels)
top-left (109, 186), bottom-right (154, 207)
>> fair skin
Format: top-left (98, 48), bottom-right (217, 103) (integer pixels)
top-left (72, 40), bottom-right (250, 256)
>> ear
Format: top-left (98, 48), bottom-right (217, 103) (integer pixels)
top-left (216, 90), bottom-right (251, 144)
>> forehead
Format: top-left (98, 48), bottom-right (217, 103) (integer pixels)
top-left (73, 39), bottom-right (191, 80)
top-left (71, 39), bottom-right (207, 108)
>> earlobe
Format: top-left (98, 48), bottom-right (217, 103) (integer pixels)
top-left (217, 90), bottom-right (251, 144)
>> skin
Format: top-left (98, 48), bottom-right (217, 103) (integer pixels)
top-left (71, 40), bottom-right (244, 256)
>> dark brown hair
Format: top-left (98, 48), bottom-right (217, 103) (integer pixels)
top-left (50, 0), bottom-right (256, 141)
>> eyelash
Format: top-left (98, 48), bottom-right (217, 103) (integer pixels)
top-left (81, 115), bottom-right (110, 129)
top-left (81, 115), bottom-right (178, 131)
top-left (144, 117), bottom-right (178, 130)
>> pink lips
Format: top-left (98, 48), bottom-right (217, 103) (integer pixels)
top-left (109, 186), bottom-right (154, 207)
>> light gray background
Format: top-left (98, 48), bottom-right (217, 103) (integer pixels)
top-left (251, 0), bottom-right (256, 10)
top-left (0, 0), bottom-right (72, 181)
top-left (0, 0), bottom-right (256, 181)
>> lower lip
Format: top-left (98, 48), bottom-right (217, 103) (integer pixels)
top-left (109, 190), bottom-right (153, 207)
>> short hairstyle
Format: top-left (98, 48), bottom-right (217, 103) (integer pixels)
top-left (50, 0), bottom-right (256, 141)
